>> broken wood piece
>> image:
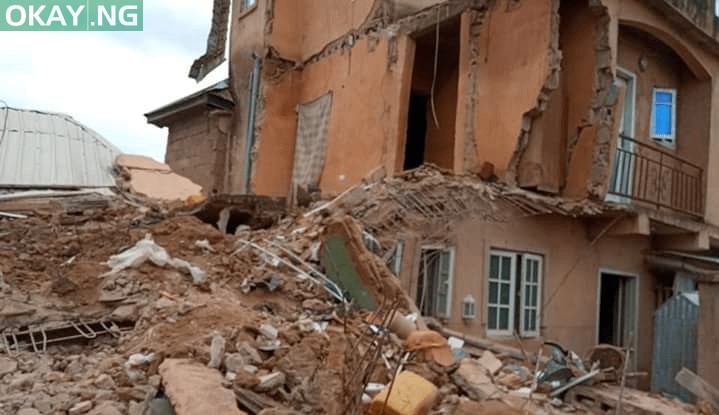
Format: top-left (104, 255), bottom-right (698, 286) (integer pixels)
top-left (675, 368), bottom-right (719, 411)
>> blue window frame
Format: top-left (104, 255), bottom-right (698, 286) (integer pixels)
top-left (651, 88), bottom-right (676, 147)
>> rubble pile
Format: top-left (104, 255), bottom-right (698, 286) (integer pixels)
top-left (0, 168), bottom-right (710, 415)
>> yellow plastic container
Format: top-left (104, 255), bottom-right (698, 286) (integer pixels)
top-left (368, 371), bottom-right (439, 415)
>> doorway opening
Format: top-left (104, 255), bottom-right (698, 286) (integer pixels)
top-left (403, 17), bottom-right (461, 171)
top-left (404, 94), bottom-right (429, 170)
top-left (598, 272), bottom-right (638, 350)
top-left (416, 247), bottom-right (454, 319)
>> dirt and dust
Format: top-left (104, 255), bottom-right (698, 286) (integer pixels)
top-left (0, 166), bottom-right (709, 415)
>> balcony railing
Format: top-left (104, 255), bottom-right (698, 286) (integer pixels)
top-left (608, 135), bottom-right (704, 217)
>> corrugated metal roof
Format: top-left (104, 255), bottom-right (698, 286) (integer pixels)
top-left (0, 107), bottom-right (120, 188)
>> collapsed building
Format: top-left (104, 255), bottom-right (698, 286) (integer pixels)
top-left (146, 0), bottom-right (719, 398)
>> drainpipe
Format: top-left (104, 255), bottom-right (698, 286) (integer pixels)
top-left (243, 53), bottom-right (262, 194)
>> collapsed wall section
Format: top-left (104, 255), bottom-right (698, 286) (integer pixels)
top-left (468, 0), bottom-right (558, 179)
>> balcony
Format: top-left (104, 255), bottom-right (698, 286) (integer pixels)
top-left (608, 135), bottom-right (704, 217)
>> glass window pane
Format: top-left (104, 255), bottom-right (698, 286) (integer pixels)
top-left (489, 282), bottom-right (498, 303)
top-left (500, 283), bottom-right (510, 305)
top-left (488, 307), bottom-right (497, 329)
top-left (490, 255), bottom-right (499, 279)
top-left (533, 261), bottom-right (539, 282)
top-left (499, 308), bottom-right (509, 329)
top-left (655, 91), bottom-right (673, 104)
top-left (654, 104), bottom-right (672, 136)
top-left (501, 257), bottom-right (511, 280)
top-left (525, 285), bottom-right (531, 306)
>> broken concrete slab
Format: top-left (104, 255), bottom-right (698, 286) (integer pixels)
top-left (115, 154), bottom-right (203, 201)
top-left (452, 358), bottom-right (499, 401)
top-left (0, 357), bottom-right (18, 378)
top-left (476, 350), bottom-right (503, 375)
top-left (159, 358), bottom-right (248, 415)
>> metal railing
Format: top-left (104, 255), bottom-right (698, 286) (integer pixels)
top-left (608, 135), bottom-right (704, 217)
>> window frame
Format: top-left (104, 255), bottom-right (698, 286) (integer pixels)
top-left (519, 254), bottom-right (543, 337)
top-left (487, 249), bottom-right (544, 338)
top-left (487, 250), bottom-right (517, 336)
top-left (418, 246), bottom-right (455, 319)
top-left (650, 88), bottom-right (677, 148)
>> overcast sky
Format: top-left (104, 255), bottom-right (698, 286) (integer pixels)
top-left (0, 0), bottom-right (228, 162)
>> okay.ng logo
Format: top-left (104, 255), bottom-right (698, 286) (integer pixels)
top-left (0, 0), bottom-right (143, 31)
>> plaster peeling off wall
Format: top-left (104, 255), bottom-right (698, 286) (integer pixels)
top-left (563, 0), bottom-right (617, 200)
top-left (506, 0), bottom-right (562, 189)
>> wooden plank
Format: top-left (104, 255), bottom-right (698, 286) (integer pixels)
top-left (675, 367), bottom-right (719, 410)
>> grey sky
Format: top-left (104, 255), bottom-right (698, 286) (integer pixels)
top-left (0, 0), bottom-right (228, 162)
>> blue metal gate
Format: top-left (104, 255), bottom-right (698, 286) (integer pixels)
top-left (651, 293), bottom-right (699, 403)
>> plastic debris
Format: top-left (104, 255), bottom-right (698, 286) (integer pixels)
top-left (103, 234), bottom-right (206, 284)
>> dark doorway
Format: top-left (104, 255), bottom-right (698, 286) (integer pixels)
top-left (598, 272), bottom-right (637, 348)
top-left (404, 94), bottom-right (429, 170)
top-left (402, 17), bottom-right (461, 171)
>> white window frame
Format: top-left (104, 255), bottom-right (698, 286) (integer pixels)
top-left (520, 254), bottom-right (543, 337)
top-left (418, 246), bottom-right (455, 319)
top-left (487, 250), bottom-right (543, 338)
top-left (487, 250), bottom-right (517, 336)
top-left (650, 88), bottom-right (677, 148)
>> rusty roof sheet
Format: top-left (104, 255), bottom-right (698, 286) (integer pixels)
top-left (0, 107), bottom-right (121, 189)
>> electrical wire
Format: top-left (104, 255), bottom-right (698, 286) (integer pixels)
top-left (429, 7), bottom-right (441, 129)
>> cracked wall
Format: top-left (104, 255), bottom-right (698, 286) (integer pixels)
top-left (468, 0), bottom-right (557, 179)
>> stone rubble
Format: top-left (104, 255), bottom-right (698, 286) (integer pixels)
top-left (0, 166), bottom-right (708, 415)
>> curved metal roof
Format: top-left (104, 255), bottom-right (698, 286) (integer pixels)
top-left (0, 107), bottom-right (121, 188)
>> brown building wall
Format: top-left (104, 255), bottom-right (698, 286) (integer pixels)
top-left (601, 0), bottom-right (719, 225)
top-left (399, 214), bottom-right (656, 384)
top-left (228, 1), bottom-right (268, 194)
top-left (268, 0), bottom-right (376, 62)
top-left (698, 282), bottom-right (719, 389)
top-left (253, 35), bottom-right (413, 196)
top-left (472, 0), bottom-right (555, 178)
top-left (165, 108), bottom-right (226, 194)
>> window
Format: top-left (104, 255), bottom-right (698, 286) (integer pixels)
top-left (241, 0), bottom-right (257, 12)
top-left (416, 247), bottom-right (455, 319)
top-left (651, 88), bottom-right (676, 147)
top-left (487, 250), bottom-right (543, 337)
top-left (715, 0), bottom-right (719, 17)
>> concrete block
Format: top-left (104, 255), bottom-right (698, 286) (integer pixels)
top-left (368, 371), bottom-right (438, 415)
top-left (452, 358), bottom-right (499, 400)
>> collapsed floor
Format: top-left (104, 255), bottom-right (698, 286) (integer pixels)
top-left (0, 168), bottom-right (712, 415)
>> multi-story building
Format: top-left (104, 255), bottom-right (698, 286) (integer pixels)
top-left (148, 0), bottom-right (719, 394)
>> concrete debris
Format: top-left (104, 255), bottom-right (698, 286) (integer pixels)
top-left (208, 334), bottom-right (226, 369)
top-left (0, 165), bottom-right (706, 415)
top-left (115, 154), bottom-right (204, 202)
top-left (452, 359), bottom-right (499, 400)
top-left (159, 358), bottom-right (247, 415)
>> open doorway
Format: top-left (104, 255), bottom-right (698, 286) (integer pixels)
top-left (403, 17), bottom-right (461, 171)
top-left (598, 272), bottom-right (638, 351)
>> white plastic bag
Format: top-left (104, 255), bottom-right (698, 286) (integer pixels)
top-left (103, 234), bottom-right (206, 283)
